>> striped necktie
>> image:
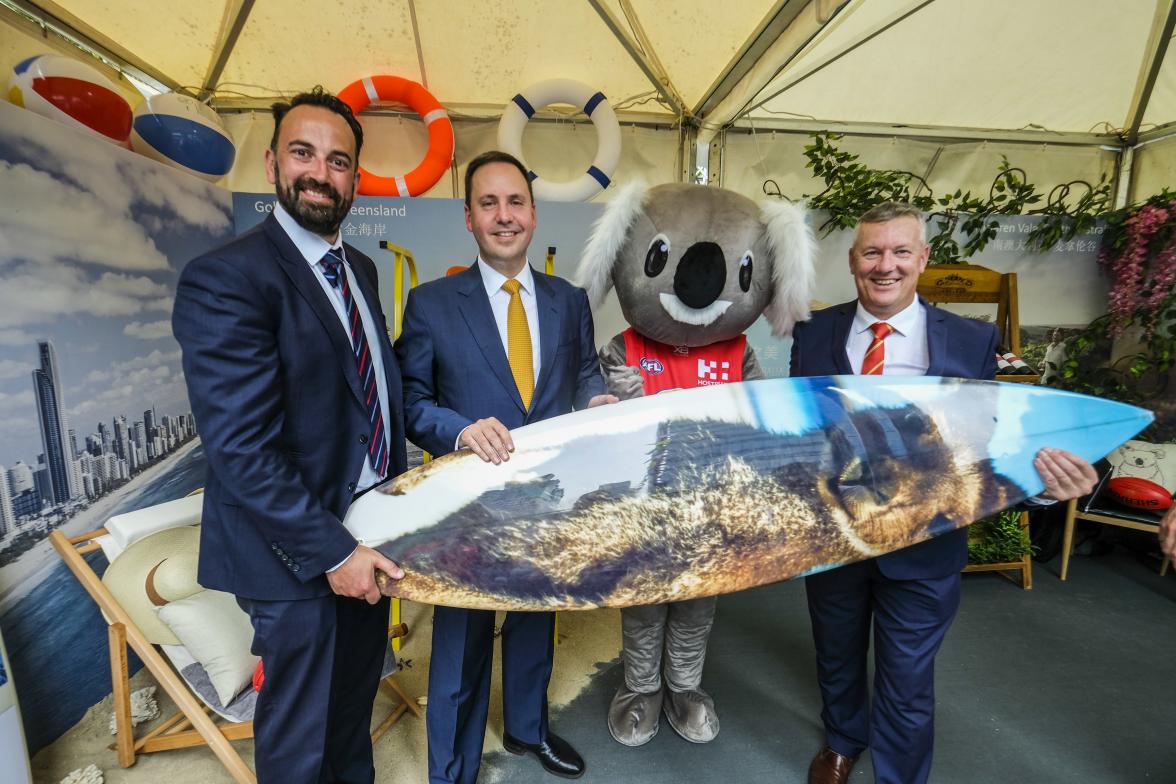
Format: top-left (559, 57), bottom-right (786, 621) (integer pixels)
top-left (320, 250), bottom-right (388, 477)
top-left (501, 278), bottom-right (534, 409)
top-left (861, 321), bottom-right (895, 375)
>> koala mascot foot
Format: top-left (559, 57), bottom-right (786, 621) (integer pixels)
top-left (607, 685), bottom-right (664, 746)
top-left (664, 688), bottom-right (719, 743)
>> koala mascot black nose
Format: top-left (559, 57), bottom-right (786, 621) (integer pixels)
top-left (673, 241), bottom-right (726, 309)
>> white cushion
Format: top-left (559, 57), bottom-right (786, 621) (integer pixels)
top-left (106, 494), bottom-right (203, 550)
top-left (156, 590), bottom-right (257, 706)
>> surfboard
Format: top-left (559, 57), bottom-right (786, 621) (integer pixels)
top-left (345, 376), bottom-right (1152, 611)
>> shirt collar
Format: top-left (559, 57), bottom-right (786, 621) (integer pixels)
top-left (273, 201), bottom-right (344, 267)
top-left (853, 297), bottom-right (923, 336)
top-left (477, 257), bottom-right (534, 297)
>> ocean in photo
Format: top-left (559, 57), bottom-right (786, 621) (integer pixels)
top-left (0, 445), bottom-right (207, 753)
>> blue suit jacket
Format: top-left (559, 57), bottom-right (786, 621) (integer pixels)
top-left (173, 214), bottom-right (408, 600)
top-left (395, 264), bottom-right (605, 456)
top-left (789, 297), bottom-right (999, 579)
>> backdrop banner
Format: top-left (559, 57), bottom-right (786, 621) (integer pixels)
top-left (0, 100), bottom-right (232, 753)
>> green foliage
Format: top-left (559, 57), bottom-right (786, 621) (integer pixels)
top-left (967, 509), bottom-right (1036, 564)
top-left (798, 132), bottom-right (1112, 264)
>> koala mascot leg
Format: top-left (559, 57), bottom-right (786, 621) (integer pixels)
top-left (578, 183), bottom-right (815, 749)
top-left (609, 604), bottom-right (667, 745)
top-left (662, 596), bottom-right (719, 743)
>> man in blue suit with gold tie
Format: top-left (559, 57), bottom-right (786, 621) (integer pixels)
top-left (173, 89), bottom-right (406, 783)
top-left (791, 202), bottom-right (1097, 784)
top-left (396, 151), bottom-right (616, 783)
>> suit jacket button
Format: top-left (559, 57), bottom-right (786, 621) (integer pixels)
top-left (359, 434), bottom-right (368, 445)
top-left (291, 564), bottom-right (301, 572)
top-left (347, 481), bottom-right (357, 492)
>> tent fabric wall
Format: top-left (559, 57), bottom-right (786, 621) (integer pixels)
top-left (719, 129), bottom-right (1118, 205)
top-left (0, 15), bottom-right (142, 107)
top-left (221, 111), bottom-right (684, 199)
top-left (1130, 135), bottom-right (1176, 202)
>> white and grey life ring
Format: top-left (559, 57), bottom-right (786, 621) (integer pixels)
top-left (497, 79), bottom-right (621, 202)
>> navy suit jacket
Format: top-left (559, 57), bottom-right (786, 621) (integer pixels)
top-left (395, 263), bottom-right (605, 457)
top-left (173, 214), bottom-right (408, 600)
top-left (789, 297), bottom-right (999, 579)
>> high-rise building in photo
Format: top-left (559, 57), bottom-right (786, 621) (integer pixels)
top-left (0, 463), bottom-right (14, 539)
top-left (32, 340), bottom-right (78, 505)
top-left (113, 415), bottom-right (129, 461)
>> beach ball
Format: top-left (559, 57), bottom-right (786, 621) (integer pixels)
top-left (130, 92), bottom-right (236, 182)
top-left (8, 53), bottom-right (132, 144)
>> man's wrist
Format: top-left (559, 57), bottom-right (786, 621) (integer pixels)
top-left (326, 546), bottom-right (359, 573)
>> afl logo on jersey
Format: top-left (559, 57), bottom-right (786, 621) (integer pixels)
top-left (639, 357), bottom-right (664, 374)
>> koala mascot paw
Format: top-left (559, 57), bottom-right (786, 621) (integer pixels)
top-left (576, 181), bottom-right (815, 748)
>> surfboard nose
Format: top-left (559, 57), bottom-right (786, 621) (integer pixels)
top-left (983, 383), bottom-right (1153, 495)
top-left (673, 241), bottom-right (726, 309)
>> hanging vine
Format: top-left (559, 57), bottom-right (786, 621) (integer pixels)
top-left (790, 132), bottom-right (1112, 264)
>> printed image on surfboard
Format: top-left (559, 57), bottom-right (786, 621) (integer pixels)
top-left (345, 376), bottom-right (1152, 611)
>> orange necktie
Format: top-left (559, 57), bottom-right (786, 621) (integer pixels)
top-left (502, 278), bottom-right (534, 408)
top-left (861, 321), bottom-right (895, 375)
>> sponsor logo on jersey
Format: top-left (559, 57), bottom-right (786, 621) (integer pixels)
top-left (640, 357), bottom-right (665, 374)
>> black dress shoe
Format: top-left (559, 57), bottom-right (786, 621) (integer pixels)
top-left (502, 731), bottom-right (585, 779)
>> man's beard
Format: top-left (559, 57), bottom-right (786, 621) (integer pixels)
top-left (274, 167), bottom-right (353, 236)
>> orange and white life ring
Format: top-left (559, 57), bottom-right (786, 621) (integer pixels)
top-left (336, 76), bottom-right (454, 197)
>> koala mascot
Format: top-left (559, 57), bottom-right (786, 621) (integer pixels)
top-left (575, 182), bottom-right (815, 746)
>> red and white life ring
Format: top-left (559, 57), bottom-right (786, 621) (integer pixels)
top-left (336, 75), bottom-right (454, 197)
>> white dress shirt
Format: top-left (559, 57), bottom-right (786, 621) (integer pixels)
top-left (453, 259), bottom-right (543, 450)
top-left (272, 202), bottom-right (392, 494)
top-left (845, 298), bottom-right (929, 376)
top-left (475, 257), bottom-right (542, 381)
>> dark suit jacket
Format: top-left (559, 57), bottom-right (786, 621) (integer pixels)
top-left (395, 263), bottom-right (605, 456)
top-left (173, 214), bottom-right (408, 600)
top-left (789, 296), bottom-right (999, 579)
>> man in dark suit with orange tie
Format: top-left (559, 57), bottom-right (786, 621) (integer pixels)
top-left (173, 88), bottom-right (405, 783)
top-left (396, 151), bottom-right (616, 783)
top-left (790, 202), bottom-right (1097, 784)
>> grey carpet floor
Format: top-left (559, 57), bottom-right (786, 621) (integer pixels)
top-left (480, 549), bottom-right (1176, 783)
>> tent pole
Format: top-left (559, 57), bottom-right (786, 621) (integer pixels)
top-left (198, 0), bottom-right (256, 102)
top-left (584, 0), bottom-right (689, 121)
top-left (1124, 0), bottom-right (1176, 147)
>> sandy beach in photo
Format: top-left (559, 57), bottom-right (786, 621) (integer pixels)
top-left (0, 438), bottom-right (203, 613)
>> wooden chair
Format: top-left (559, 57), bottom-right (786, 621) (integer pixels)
top-left (920, 263), bottom-right (1035, 587)
top-left (1060, 467), bottom-right (1172, 580)
top-left (49, 498), bottom-right (420, 784)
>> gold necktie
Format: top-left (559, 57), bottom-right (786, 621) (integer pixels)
top-left (502, 278), bottom-right (534, 409)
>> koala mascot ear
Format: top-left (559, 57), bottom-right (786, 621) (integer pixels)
top-left (760, 199), bottom-right (816, 337)
top-left (575, 180), bottom-right (650, 308)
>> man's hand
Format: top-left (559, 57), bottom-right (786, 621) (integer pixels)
top-left (587, 394), bottom-right (620, 408)
top-left (460, 417), bottom-right (514, 464)
top-left (1159, 506), bottom-right (1176, 561)
top-left (326, 545), bottom-right (404, 604)
top-left (1035, 448), bottom-right (1098, 502)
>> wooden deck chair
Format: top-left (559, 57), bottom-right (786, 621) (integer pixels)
top-left (49, 494), bottom-right (420, 784)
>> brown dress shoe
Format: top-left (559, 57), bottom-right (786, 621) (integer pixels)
top-left (807, 746), bottom-right (858, 784)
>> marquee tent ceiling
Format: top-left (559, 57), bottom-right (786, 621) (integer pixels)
top-left (6, 0), bottom-right (1176, 147)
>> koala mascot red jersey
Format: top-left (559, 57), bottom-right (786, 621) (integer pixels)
top-left (576, 182), bottom-right (815, 747)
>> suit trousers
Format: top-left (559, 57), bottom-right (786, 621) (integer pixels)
top-left (805, 560), bottom-right (961, 784)
top-left (426, 605), bottom-right (555, 784)
top-left (238, 594), bottom-right (390, 784)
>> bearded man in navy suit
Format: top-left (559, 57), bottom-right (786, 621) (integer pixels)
top-left (790, 202), bottom-right (1097, 784)
top-left (173, 88), bottom-right (405, 784)
top-left (396, 151), bottom-right (616, 783)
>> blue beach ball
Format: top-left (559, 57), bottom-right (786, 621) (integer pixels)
top-left (130, 92), bottom-right (235, 181)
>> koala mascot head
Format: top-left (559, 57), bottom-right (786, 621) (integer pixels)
top-left (575, 182), bottom-right (815, 347)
